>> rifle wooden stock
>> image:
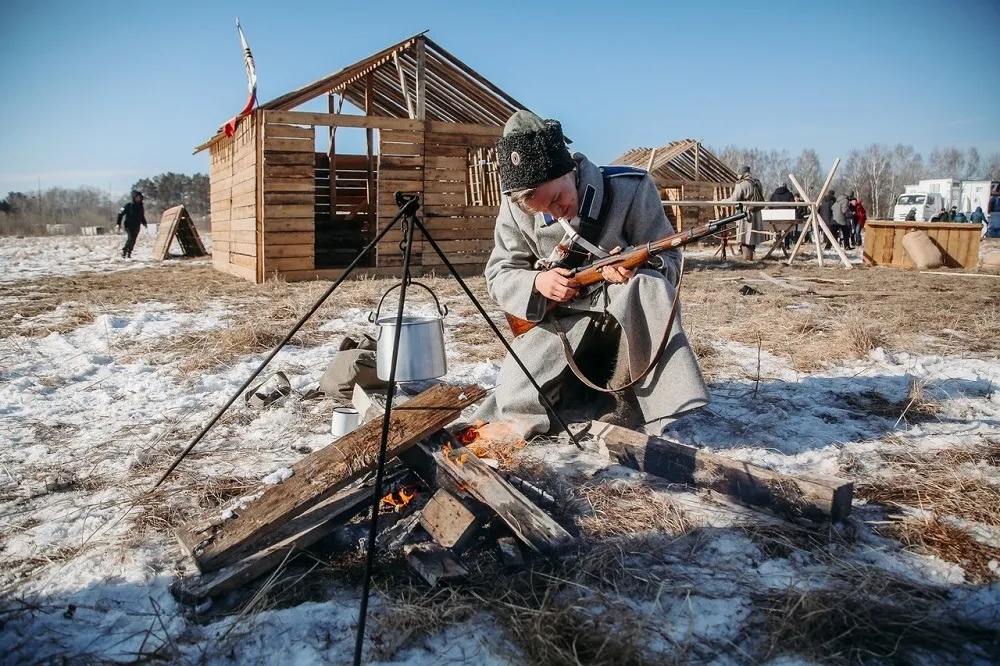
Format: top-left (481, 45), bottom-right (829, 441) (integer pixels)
top-left (504, 208), bottom-right (747, 336)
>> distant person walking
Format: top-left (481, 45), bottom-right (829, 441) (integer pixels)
top-left (116, 190), bottom-right (148, 258)
top-left (727, 166), bottom-right (765, 260)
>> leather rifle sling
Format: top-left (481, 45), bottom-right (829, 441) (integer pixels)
top-left (550, 256), bottom-right (686, 394)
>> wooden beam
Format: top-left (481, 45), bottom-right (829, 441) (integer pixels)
top-left (424, 37), bottom-right (528, 115)
top-left (176, 384), bottom-right (486, 573)
top-left (588, 421), bottom-right (854, 522)
top-left (694, 142), bottom-right (701, 181)
top-left (170, 467), bottom-right (413, 601)
top-left (414, 37), bottom-right (426, 121)
top-left (644, 148), bottom-right (657, 173)
top-left (264, 110), bottom-right (422, 132)
top-left (393, 52), bottom-right (416, 119)
top-left (399, 433), bottom-right (573, 553)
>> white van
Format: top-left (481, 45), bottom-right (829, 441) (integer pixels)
top-left (892, 192), bottom-right (947, 221)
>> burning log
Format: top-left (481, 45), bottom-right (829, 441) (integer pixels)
top-left (171, 466), bottom-right (414, 602)
top-left (400, 432), bottom-right (574, 554)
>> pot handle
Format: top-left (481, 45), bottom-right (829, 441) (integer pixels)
top-left (369, 280), bottom-right (448, 322)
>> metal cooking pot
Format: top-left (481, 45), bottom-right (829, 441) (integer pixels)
top-left (369, 281), bottom-right (448, 381)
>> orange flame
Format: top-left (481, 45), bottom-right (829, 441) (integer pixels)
top-left (381, 486), bottom-right (418, 510)
top-left (457, 425), bottom-right (480, 446)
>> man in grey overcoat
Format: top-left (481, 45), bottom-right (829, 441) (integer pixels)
top-left (727, 166), bottom-right (765, 260)
top-left (474, 111), bottom-right (709, 439)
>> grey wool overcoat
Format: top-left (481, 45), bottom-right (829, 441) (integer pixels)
top-left (474, 154), bottom-right (710, 438)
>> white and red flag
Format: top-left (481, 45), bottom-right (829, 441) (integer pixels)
top-left (223, 19), bottom-right (257, 137)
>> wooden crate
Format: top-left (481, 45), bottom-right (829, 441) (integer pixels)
top-left (863, 221), bottom-right (981, 269)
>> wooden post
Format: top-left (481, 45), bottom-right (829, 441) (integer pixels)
top-left (694, 142), bottom-right (701, 181)
top-left (788, 165), bottom-right (852, 269)
top-left (365, 74), bottom-right (376, 241)
top-left (414, 38), bottom-right (426, 121)
top-left (327, 93), bottom-right (337, 222)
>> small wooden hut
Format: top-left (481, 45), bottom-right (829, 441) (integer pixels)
top-left (611, 142), bottom-right (738, 230)
top-left (195, 33), bottom-right (526, 283)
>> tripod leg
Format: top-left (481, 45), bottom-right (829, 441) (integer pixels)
top-left (412, 216), bottom-right (582, 449)
top-left (354, 208), bottom-right (418, 665)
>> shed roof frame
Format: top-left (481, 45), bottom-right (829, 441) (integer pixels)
top-left (611, 141), bottom-right (738, 185)
top-left (197, 32), bottom-right (527, 153)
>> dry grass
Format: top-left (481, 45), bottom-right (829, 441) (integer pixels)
top-left (879, 517), bottom-right (1000, 583)
top-left (753, 567), bottom-right (999, 664)
top-left (369, 536), bottom-right (693, 665)
top-left (680, 261), bottom-right (1000, 374)
top-left (855, 444), bottom-right (1000, 527)
top-left (575, 481), bottom-right (695, 539)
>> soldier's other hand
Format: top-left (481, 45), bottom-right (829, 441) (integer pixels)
top-left (600, 265), bottom-right (635, 284)
top-left (534, 267), bottom-right (579, 302)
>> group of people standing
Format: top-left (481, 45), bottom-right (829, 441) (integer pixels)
top-left (818, 190), bottom-right (866, 249)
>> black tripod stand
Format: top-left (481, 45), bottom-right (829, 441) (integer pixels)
top-left (350, 192), bottom-right (582, 664)
top-left (148, 192), bottom-right (580, 665)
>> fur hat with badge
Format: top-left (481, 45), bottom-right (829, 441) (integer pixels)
top-left (495, 110), bottom-right (575, 194)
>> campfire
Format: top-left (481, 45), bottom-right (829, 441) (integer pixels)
top-left (170, 382), bottom-right (853, 603)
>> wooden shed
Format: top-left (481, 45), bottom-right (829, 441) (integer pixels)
top-left (195, 33), bottom-right (526, 283)
top-left (611, 142), bottom-right (738, 230)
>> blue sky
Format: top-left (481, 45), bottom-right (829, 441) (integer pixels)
top-left (1, 0), bottom-right (997, 197)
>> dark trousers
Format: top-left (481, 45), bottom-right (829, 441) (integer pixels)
top-left (122, 226), bottom-right (140, 256)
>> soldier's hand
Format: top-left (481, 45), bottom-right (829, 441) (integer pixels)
top-left (534, 268), bottom-right (579, 302)
top-left (600, 264), bottom-right (635, 284)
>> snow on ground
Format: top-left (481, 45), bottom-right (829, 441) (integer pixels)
top-left (0, 231), bottom-right (212, 283)
top-left (1, 235), bottom-right (999, 663)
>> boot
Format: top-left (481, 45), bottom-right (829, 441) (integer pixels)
top-left (597, 336), bottom-right (643, 429)
top-left (741, 244), bottom-right (755, 261)
top-left (121, 249), bottom-right (127, 258)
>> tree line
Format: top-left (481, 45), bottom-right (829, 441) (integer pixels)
top-left (713, 146), bottom-right (1000, 219)
top-left (0, 172), bottom-right (209, 236)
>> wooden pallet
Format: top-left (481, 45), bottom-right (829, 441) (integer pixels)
top-left (153, 205), bottom-right (208, 261)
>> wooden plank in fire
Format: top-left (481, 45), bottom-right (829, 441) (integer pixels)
top-left (400, 432), bottom-right (574, 553)
top-left (588, 421), bottom-right (853, 522)
top-left (175, 383), bottom-right (487, 573)
top-left (170, 466), bottom-right (414, 602)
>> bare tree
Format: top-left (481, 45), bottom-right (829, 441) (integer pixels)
top-left (985, 153), bottom-right (1000, 181)
top-left (964, 147), bottom-right (983, 179)
top-left (792, 149), bottom-right (823, 197)
top-left (841, 144), bottom-right (895, 218)
top-left (926, 147), bottom-right (966, 179)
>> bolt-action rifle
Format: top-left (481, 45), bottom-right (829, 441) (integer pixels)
top-left (504, 206), bottom-right (749, 336)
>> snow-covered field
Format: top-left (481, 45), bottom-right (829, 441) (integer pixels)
top-left (1, 234), bottom-right (998, 664)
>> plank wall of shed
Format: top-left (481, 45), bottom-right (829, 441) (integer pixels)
top-left (377, 123), bottom-right (502, 274)
top-left (209, 115), bottom-right (260, 282)
top-left (259, 119), bottom-right (317, 277)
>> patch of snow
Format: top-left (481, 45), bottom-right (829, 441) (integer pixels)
top-left (262, 467), bottom-right (293, 485)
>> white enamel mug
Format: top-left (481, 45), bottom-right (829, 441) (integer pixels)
top-left (331, 406), bottom-right (361, 438)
